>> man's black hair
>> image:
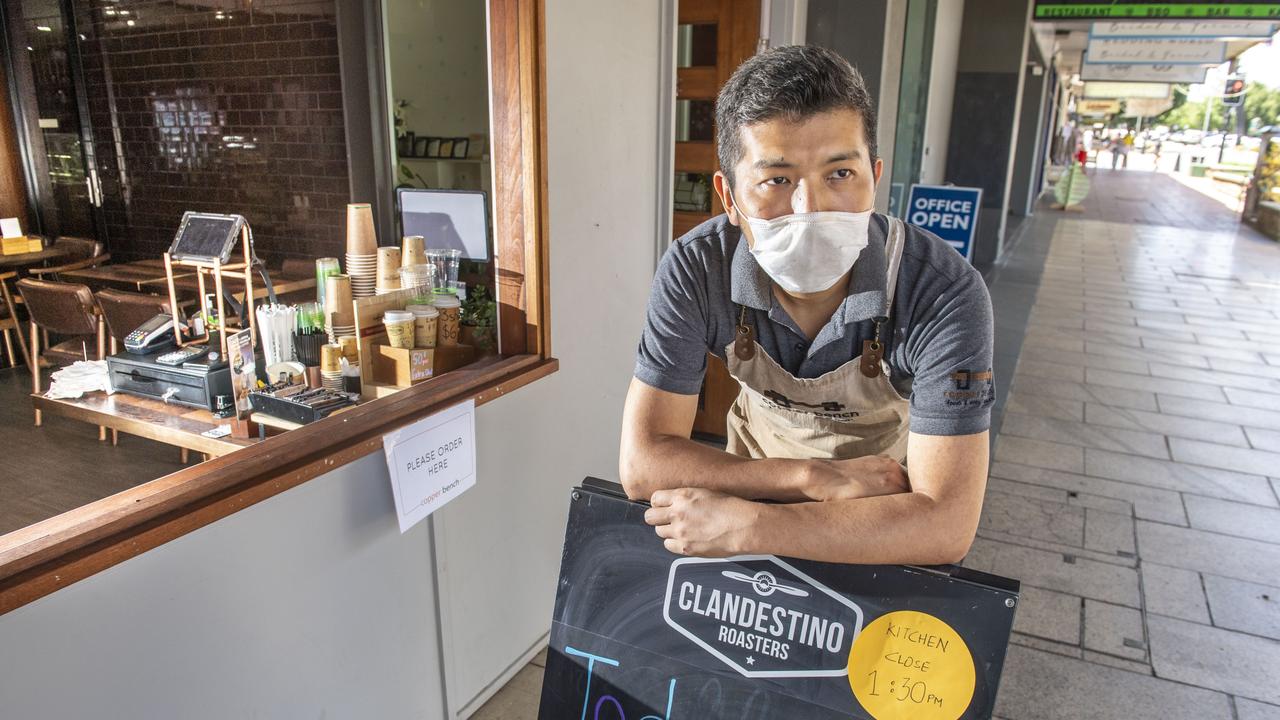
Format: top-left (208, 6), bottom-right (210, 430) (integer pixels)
top-left (715, 45), bottom-right (877, 189)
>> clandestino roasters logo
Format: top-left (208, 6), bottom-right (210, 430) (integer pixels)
top-left (663, 556), bottom-right (865, 678)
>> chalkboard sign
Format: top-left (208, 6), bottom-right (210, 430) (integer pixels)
top-left (168, 212), bottom-right (246, 264)
top-left (538, 479), bottom-right (1019, 719)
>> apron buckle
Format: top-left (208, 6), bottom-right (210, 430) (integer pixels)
top-left (734, 323), bottom-right (756, 361)
top-left (860, 339), bottom-right (883, 378)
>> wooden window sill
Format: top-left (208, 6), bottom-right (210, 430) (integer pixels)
top-left (0, 354), bottom-right (558, 616)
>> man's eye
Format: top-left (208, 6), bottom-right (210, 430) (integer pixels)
top-left (832, 168), bottom-right (854, 179)
top-left (764, 176), bottom-right (789, 186)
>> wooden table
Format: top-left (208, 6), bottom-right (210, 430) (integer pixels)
top-left (138, 270), bottom-right (315, 302)
top-left (60, 262), bottom-right (193, 292)
top-left (0, 247), bottom-right (68, 270)
top-left (33, 391), bottom-right (257, 458)
top-left (61, 260), bottom-right (315, 302)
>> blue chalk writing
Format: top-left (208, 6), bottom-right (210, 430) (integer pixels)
top-left (566, 646), bottom-right (621, 720)
top-left (564, 646), bottom-right (678, 720)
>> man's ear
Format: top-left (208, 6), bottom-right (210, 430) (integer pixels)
top-left (713, 171), bottom-right (739, 226)
top-left (872, 157), bottom-right (884, 187)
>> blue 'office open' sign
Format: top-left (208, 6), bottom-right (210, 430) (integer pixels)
top-left (906, 184), bottom-right (983, 262)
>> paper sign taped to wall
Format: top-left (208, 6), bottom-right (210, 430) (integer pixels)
top-left (382, 399), bottom-right (476, 533)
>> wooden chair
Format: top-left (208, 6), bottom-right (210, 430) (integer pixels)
top-left (0, 271), bottom-right (30, 368)
top-left (27, 236), bottom-right (110, 281)
top-left (16, 277), bottom-right (106, 434)
top-left (94, 288), bottom-right (184, 450)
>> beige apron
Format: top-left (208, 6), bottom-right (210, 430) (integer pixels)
top-left (724, 217), bottom-right (910, 463)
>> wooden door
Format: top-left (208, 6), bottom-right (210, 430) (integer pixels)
top-left (673, 0), bottom-right (759, 440)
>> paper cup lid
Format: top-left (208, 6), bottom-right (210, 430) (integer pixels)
top-left (405, 304), bottom-right (439, 316)
top-left (432, 294), bottom-right (461, 308)
top-left (383, 310), bottom-right (414, 322)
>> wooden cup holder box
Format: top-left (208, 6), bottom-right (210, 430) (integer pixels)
top-left (369, 343), bottom-right (476, 387)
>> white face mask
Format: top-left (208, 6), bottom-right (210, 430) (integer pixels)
top-left (734, 194), bottom-right (873, 295)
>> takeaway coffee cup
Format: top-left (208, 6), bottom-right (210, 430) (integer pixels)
top-left (433, 294), bottom-right (461, 347)
top-left (320, 343), bottom-right (343, 374)
top-left (402, 235), bottom-right (426, 268)
top-left (406, 304), bottom-right (439, 348)
top-left (383, 310), bottom-right (415, 349)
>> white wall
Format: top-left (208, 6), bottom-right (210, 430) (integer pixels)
top-left (435, 0), bottom-right (662, 713)
top-left (919, 0), bottom-right (963, 185)
top-left (0, 453), bottom-right (448, 718)
top-left (0, 0), bottom-right (664, 718)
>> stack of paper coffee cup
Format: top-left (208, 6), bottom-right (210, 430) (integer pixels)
top-left (320, 343), bottom-right (344, 390)
top-left (324, 274), bottom-right (355, 342)
top-left (345, 204), bottom-right (378, 298)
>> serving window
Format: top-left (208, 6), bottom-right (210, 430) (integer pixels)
top-left (0, 0), bottom-right (552, 615)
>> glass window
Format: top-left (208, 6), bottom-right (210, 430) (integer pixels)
top-left (676, 23), bottom-right (717, 68)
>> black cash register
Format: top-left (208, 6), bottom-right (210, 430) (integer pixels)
top-left (108, 342), bottom-right (232, 413)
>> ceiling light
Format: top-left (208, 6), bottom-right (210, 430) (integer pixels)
top-left (126, 19), bottom-right (135, 26)
top-left (36, 25), bottom-right (52, 32)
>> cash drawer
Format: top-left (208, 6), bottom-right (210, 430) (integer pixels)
top-left (107, 352), bottom-right (231, 411)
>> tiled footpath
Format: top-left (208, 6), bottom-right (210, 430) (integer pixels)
top-left (474, 170), bottom-right (1280, 719)
top-left (978, 170), bottom-right (1280, 720)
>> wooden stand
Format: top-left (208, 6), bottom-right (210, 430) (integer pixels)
top-left (162, 225), bottom-right (258, 359)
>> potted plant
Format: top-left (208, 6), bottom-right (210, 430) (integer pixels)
top-left (460, 284), bottom-right (497, 355)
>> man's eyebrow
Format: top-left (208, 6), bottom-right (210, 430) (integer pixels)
top-left (752, 156), bottom-right (793, 170)
top-left (825, 150), bottom-right (863, 163)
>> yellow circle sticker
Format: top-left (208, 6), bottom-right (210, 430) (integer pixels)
top-left (847, 610), bottom-right (976, 720)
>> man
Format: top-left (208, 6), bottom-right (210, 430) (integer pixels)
top-left (620, 46), bottom-right (994, 566)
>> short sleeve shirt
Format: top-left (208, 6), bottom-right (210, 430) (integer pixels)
top-left (634, 213), bottom-right (995, 436)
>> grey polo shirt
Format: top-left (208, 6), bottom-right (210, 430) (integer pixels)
top-left (634, 213), bottom-right (995, 436)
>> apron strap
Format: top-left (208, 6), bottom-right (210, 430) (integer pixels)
top-left (862, 216), bottom-right (907, 378)
top-left (884, 216), bottom-right (907, 314)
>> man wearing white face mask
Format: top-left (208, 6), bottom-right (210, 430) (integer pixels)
top-left (621, 45), bottom-right (995, 566)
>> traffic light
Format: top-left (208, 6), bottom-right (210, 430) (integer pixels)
top-left (1223, 77), bottom-right (1245, 107)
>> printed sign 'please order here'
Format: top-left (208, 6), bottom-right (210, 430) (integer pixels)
top-left (382, 399), bottom-right (476, 533)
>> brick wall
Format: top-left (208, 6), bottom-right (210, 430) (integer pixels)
top-left (75, 0), bottom-right (350, 263)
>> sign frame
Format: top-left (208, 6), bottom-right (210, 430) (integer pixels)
top-left (538, 479), bottom-right (1020, 719)
top-left (906, 184), bottom-right (983, 262)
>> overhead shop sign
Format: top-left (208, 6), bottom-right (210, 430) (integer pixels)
top-left (538, 480), bottom-right (1020, 719)
top-left (1086, 37), bottom-right (1227, 64)
top-left (1090, 19), bottom-right (1277, 36)
top-left (1083, 81), bottom-right (1172, 98)
top-left (1035, 2), bottom-right (1280, 19)
top-left (907, 185), bottom-right (983, 262)
top-left (1081, 62), bottom-right (1209, 82)
top-left (1078, 99), bottom-right (1124, 115)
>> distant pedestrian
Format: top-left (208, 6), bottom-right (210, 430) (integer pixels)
top-left (1075, 144), bottom-right (1088, 173)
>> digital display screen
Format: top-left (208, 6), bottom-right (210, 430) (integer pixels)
top-left (169, 213), bottom-right (243, 263)
top-left (397, 189), bottom-right (490, 262)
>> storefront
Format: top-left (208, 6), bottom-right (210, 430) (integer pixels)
top-left (0, 0), bottom-right (634, 716)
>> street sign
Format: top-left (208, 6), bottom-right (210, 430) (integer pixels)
top-left (1083, 81), bottom-right (1172, 99)
top-left (538, 480), bottom-right (1020, 720)
top-left (1089, 20), bottom-right (1278, 37)
top-left (906, 185), bottom-right (983, 262)
top-left (1223, 76), bottom-right (1246, 107)
top-left (1078, 99), bottom-right (1123, 115)
top-left (1081, 62), bottom-right (1209, 83)
top-left (1085, 37), bottom-right (1227, 64)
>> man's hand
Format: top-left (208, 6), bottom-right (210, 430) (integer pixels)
top-left (804, 455), bottom-right (910, 501)
top-left (644, 488), bottom-right (761, 557)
